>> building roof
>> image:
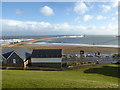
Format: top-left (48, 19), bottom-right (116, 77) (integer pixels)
top-left (31, 49), bottom-right (62, 58)
top-left (2, 51), bottom-right (13, 59)
top-left (2, 47), bottom-right (14, 54)
top-left (0, 54), bottom-right (6, 61)
top-left (2, 48), bottom-right (14, 59)
top-left (2, 47), bottom-right (31, 60)
top-left (13, 48), bottom-right (31, 60)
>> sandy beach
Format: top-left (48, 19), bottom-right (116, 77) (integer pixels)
top-left (7, 44), bottom-right (118, 53)
top-left (2, 36), bottom-right (119, 54)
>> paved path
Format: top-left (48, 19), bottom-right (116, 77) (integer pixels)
top-left (3, 36), bottom-right (64, 47)
top-left (64, 63), bottom-right (107, 71)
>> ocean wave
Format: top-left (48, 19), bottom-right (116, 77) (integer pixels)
top-left (50, 43), bottom-right (118, 47)
top-left (1, 39), bottom-right (34, 45)
top-left (63, 35), bottom-right (85, 38)
top-left (29, 42), bottom-right (119, 48)
top-left (29, 42), bottom-right (47, 44)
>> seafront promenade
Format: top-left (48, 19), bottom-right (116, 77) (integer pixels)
top-left (2, 36), bottom-right (64, 47)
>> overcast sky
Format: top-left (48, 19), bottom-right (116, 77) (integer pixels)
top-left (1, 1), bottom-right (118, 36)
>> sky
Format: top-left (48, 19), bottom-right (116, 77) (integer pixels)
top-left (1, 1), bottom-right (118, 36)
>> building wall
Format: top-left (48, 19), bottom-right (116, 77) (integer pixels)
top-left (31, 58), bottom-right (62, 68)
top-left (6, 63), bottom-right (24, 67)
top-left (31, 58), bottom-right (62, 63)
top-left (31, 63), bottom-right (62, 68)
top-left (7, 52), bottom-right (23, 65)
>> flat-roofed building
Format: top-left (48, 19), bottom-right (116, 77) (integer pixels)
top-left (31, 49), bottom-right (63, 68)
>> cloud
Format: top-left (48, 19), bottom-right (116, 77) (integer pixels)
top-left (102, 5), bottom-right (111, 12)
top-left (112, 17), bottom-right (116, 20)
top-left (112, 0), bottom-right (119, 7)
top-left (40, 6), bottom-right (54, 16)
top-left (15, 9), bottom-right (25, 16)
top-left (74, 1), bottom-right (89, 14)
top-left (101, 1), bottom-right (118, 13)
top-left (96, 15), bottom-right (108, 20)
top-left (1, 19), bottom-right (117, 36)
top-left (83, 15), bottom-right (93, 22)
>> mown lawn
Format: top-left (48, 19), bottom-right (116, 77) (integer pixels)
top-left (2, 64), bottom-right (119, 88)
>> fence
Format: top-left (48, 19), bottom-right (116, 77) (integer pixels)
top-left (62, 56), bottom-right (120, 64)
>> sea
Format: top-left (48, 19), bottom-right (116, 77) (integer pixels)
top-left (1, 35), bottom-right (119, 47)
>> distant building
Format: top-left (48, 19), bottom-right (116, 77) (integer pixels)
top-left (2, 48), bottom-right (31, 67)
top-left (31, 49), bottom-right (63, 68)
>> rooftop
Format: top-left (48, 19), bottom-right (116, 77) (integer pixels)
top-left (31, 49), bottom-right (62, 58)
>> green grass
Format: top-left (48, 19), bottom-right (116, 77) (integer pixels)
top-left (2, 64), bottom-right (119, 88)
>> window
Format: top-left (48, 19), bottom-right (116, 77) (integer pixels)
top-left (13, 59), bottom-right (16, 64)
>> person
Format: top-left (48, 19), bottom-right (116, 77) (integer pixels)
top-left (96, 60), bottom-right (99, 64)
top-left (98, 52), bottom-right (100, 56)
top-left (95, 53), bottom-right (97, 56)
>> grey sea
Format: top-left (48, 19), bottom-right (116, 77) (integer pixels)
top-left (1, 35), bottom-right (119, 47)
top-left (28, 35), bottom-right (119, 47)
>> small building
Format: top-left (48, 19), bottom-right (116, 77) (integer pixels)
top-left (2, 48), bottom-right (14, 65)
top-left (31, 49), bottom-right (63, 68)
top-left (2, 48), bottom-right (31, 67)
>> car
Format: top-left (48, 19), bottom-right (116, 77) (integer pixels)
top-left (112, 61), bottom-right (117, 64)
top-left (116, 60), bottom-right (120, 64)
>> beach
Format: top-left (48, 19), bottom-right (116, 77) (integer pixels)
top-left (7, 44), bottom-right (118, 53)
top-left (2, 35), bottom-right (119, 54)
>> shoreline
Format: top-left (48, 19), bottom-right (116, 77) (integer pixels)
top-left (2, 36), bottom-right (119, 53)
top-left (28, 43), bottom-right (119, 48)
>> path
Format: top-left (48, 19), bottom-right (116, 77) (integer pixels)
top-left (3, 36), bottom-right (64, 47)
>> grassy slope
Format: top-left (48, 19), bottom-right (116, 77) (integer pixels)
top-left (2, 64), bottom-right (119, 88)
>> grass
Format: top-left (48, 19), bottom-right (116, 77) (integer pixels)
top-left (2, 64), bottom-right (119, 88)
